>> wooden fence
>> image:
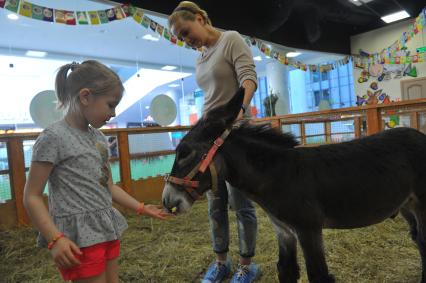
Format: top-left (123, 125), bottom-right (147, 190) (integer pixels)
top-left (1, 98), bottom-right (426, 228)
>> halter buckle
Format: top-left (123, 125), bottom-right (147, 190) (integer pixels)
top-left (164, 173), bottom-right (170, 182)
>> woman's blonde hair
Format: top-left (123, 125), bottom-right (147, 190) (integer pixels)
top-left (55, 60), bottom-right (124, 113)
top-left (168, 1), bottom-right (211, 29)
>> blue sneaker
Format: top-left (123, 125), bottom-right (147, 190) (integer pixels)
top-left (230, 263), bottom-right (259, 283)
top-left (201, 260), bottom-right (231, 283)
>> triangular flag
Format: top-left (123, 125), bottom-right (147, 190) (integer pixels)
top-left (77, 11), bottom-right (88, 25)
top-left (54, 10), bottom-right (67, 24)
top-left (113, 6), bottom-right (126, 20)
top-left (105, 8), bottom-right (115, 21)
top-left (42, 7), bottom-right (53, 22)
top-left (149, 20), bottom-right (157, 31)
top-left (395, 57), bottom-right (400, 64)
top-left (163, 28), bottom-right (171, 40)
top-left (141, 15), bottom-right (150, 28)
top-left (97, 10), bottom-right (109, 24)
top-left (64, 11), bottom-right (76, 25)
top-left (121, 4), bottom-right (131, 17)
top-left (156, 24), bottom-right (164, 37)
top-left (132, 8), bottom-right (144, 23)
top-left (5, 0), bottom-right (19, 12)
top-left (88, 11), bottom-right (100, 25)
top-left (31, 4), bottom-right (43, 20)
top-left (19, 1), bottom-right (32, 18)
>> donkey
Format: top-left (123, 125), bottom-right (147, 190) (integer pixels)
top-left (162, 88), bottom-right (426, 283)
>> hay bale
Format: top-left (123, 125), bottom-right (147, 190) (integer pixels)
top-left (0, 200), bottom-right (420, 282)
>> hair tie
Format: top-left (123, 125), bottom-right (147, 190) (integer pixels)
top-left (70, 61), bottom-right (79, 71)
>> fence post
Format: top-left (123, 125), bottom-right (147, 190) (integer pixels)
top-left (7, 138), bottom-right (30, 226)
top-left (117, 132), bottom-right (132, 195)
top-left (300, 122), bottom-right (306, 145)
top-left (410, 112), bottom-right (419, 130)
top-left (354, 117), bottom-right (362, 138)
top-left (366, 107), bottom-right (381, 136)
top-left (324, 121), bottom-right (331, 143)
top-left (270, 118), bottom-right (280, 129)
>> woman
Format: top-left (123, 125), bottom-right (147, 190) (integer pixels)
top-left (169, 2), bottom-right (259, 283)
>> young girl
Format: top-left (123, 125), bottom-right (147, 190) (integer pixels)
top-left (23, 60), bottom-right (172, 283)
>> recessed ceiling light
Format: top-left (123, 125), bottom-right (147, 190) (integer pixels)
top-left (161, 65), bottom-right (177, 71)
top-left (348, 0), bottom-right (374, 6)
top-left (253, 56), bottom-right (262, 61)
top-left (286, 52), bottom-right (301, 58)
top-left (381, 10), bottom-right (410, 24)
top-left (142, 34), bottom-right (160, 41)
top-left (168, 83), bottom-right (180, 87)
top-left (7, 13), bottom-right (19, 20)
top-left (25, 50), bottom-right (47, 57)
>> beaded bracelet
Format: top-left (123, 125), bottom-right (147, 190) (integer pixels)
top-left (136, 202), bottom-right (145, 215)
top-left (47, 232), bottom-right (65, 250)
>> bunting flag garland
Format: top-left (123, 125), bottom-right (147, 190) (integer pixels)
top-left (1, 1), bottom-right (425, 73)
top-left (353, 7), bottom-right (426, 67)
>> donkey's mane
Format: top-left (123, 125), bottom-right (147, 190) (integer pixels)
top-left (232, 121), bottom-right (299, 149)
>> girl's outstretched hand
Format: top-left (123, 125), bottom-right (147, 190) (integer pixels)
top-left (50, 237), bottom-right (82, 269)
top-left (142, 204), bottom-right (175, 220)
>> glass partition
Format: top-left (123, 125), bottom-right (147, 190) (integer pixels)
top-left (0, 141), bottom-right (10, 202)
top-left (0, 1), bottom-right (353, 133)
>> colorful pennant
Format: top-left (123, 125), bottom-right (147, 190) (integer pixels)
top-left (1, 1), bottom-right (425, 73)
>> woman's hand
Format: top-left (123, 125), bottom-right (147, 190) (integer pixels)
top-left (142, 204), bottom-right (175, 220)
top-left (50, 237), bottom-right (82, 269)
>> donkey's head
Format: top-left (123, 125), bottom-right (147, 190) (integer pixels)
top-left (162, 88), bottom-right (245, 214)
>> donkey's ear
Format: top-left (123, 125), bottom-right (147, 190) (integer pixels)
top-left (205, 87), bottom-right (245, 127)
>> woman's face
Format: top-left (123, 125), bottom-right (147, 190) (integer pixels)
top-left (171, 14), bottom-right (207, 48)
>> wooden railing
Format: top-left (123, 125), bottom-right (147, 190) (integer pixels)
top-left (1, 98), bottom-right (426, 228)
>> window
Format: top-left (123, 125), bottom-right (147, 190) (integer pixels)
top-left (252, 76), bottom-right (269, 118)
top-left (306, 59), bottom-right (355, 111)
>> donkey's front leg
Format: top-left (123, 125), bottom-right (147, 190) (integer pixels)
top-left (297, 229), bottom-right (335, 283)
top-left (272, 222), bottom-right (300, 283)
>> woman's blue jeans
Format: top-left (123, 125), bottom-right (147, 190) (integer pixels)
top-left (206, 180), bottom-right (257, 258)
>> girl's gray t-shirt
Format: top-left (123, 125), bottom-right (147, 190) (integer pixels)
top-left (32, 120), bottom-right (128, 248)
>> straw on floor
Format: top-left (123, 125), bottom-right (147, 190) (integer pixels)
top-left (0, 199), bottom-right (421, 283)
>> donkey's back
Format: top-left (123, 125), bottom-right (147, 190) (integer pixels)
top-left (289, 127), bottom-right (426, 229)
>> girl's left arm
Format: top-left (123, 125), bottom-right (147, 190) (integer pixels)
top-left (108, 165), bottom-right (140, 212)
top-left (108, 165), bottom-right (173, 219)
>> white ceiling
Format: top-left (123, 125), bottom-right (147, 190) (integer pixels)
top-left (0, 0), bottom-right (346, 73)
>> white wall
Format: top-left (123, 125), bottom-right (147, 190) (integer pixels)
top-left (351, 19), bottom-right (426, 101)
